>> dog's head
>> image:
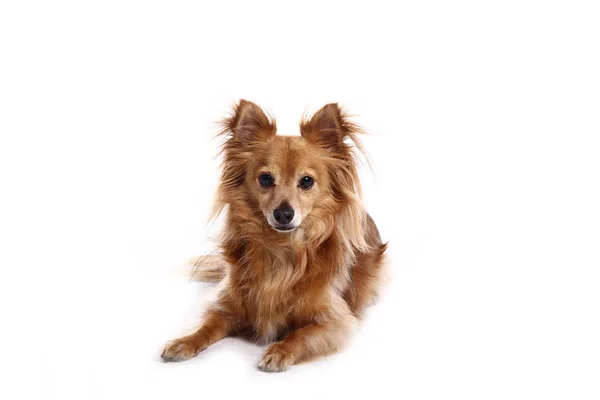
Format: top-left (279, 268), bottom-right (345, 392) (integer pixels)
top-left (215, 100), bottom-right (367, 247)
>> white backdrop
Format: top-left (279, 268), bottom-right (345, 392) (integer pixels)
top-left (1, 1), bottom-right (599, 399)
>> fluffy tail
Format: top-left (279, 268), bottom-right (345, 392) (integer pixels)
top-left (186, 254), bottom-right (228, 282)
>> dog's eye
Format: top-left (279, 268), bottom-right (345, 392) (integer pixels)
top-left (258, 174), bottom-right (275, 188)
top-left (299, 176), bottom-right (314, 190)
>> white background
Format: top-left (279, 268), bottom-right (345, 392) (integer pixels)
top-left (1, 1), bottom-right (599, 399)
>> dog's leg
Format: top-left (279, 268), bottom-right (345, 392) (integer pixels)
top-left (161, 308), bottom-right (235, 362)
top-left (258, 301), bottom-right (356, 372)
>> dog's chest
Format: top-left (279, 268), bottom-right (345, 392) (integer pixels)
top-left (241, 263), bottom-right (311, 341)
top-left (251, 294), bottom-right (290, 341)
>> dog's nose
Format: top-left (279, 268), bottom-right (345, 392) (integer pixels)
top-left (273, 207), bottom-right (295, 225)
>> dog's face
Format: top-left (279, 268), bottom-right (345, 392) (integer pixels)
top-left (218, 100), bottom-right (361, 235)
top-left (247, 136), bottom-right (330, 232)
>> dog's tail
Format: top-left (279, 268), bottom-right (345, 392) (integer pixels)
top-left (185, 254), bottom-right (228, 282)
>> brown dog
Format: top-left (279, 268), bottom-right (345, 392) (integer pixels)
top-left (161, 100), bottom-right (387, 372)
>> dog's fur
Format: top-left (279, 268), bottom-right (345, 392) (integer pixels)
top-left (161, 100), bottom-right (387, 372)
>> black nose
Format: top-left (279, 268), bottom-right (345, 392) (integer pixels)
top-left (273, 207), bottom-right (295, 225)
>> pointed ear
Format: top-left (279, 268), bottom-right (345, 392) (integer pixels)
top-left (300, 103), bottom-right (347, 151)
top-left (221, 100), bottom-right (276, 145)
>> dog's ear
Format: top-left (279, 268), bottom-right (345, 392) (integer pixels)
top-left (300, 103), bottom-right (352, 151)
top-left (221, 100), bottom-right (276, 145)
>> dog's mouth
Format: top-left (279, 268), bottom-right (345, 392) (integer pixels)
top-left (273, 225), bottom-right (296, 233)
top-left (266, 211), bottom-right (301, 233)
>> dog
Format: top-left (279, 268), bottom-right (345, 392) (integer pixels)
top-left (161, 100), bottom-right (387, 372)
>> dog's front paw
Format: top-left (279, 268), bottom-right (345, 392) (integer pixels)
top-left (161, 338), bottom-right (203, 362)
top-left (258, 344), bottom-right (295, 372)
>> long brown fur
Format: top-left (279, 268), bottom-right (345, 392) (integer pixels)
top-left (161, 100), bottom-right (387, 372)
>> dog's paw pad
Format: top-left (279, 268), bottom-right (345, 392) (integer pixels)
top-left (161, 339), bottom-right (201, 362)
top-left (258, 344), bottom-right (295, 372)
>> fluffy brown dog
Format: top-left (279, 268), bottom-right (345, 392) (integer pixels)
top-left (161, 100), bottom-right (387, 372)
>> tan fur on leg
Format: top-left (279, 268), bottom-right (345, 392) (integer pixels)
top-left (258, 294), bottom-right (357, 372)
top-left (161, 309), bottom-right (235, 362)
